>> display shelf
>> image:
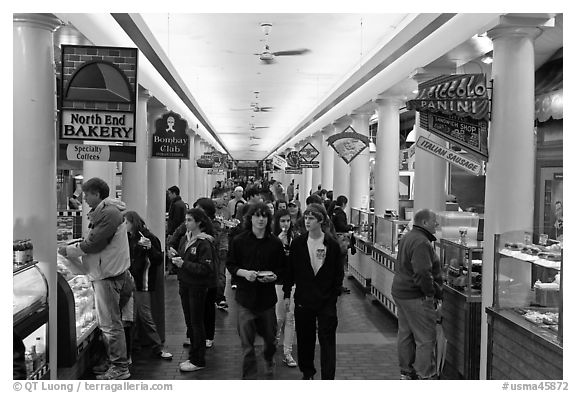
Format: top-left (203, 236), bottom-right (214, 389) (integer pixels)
top-left (373, 215), bottom-right (409, 254)
top-left (487, 231), bottom-right (563, 380)
top-left (438, 238), bottom-right (483, 302)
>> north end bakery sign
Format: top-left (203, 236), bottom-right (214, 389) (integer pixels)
top-left (407, 74), bottom-right (490, 159)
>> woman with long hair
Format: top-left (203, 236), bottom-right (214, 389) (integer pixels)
top-left (123, 211), bottom-right (172, 361)
top-left (272, 209), bottom-right (298, 367)
top-left (287, 201), bottom-right (303, 238)
top-left (172, 208), bottom-right (217, 372)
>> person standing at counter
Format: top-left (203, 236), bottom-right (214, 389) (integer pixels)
top-left (391, 208), bottom-right (443, 380)
top-left (58, 177), bottom-right (132, 380)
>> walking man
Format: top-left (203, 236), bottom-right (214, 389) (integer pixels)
top-left (227, 202), bottom-right (286, 379)
top-left (391, 208), bottom-right (443, 380)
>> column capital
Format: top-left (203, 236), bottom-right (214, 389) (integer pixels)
top-left (409, 66), bottom-right (456, 84)
top-left (373, 97), bottom-right (405, 109)
top-left (321, 124), bottom-right (336, 136)
top-left (374, 78), bottom-right (418, 103)
top-left (349, 110), bottom-right (373, 121)
top-left (332, 115), bottom-right (352, 129)
top-left (14, 13), bottom-right (63, 31)
top-left (138, 87), bottom-right (152, 101)
top-left (487, 21), bottom-right (544, 42)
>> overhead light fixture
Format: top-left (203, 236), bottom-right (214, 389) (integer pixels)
top-left (406, 126), bottom-right (416, 143)
top-left (260, 22), bottom-right (272, 36)
top-left (480, 55), bottom-right (493, 64)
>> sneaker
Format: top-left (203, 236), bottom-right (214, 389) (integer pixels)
top-left (216, 300), bottom-right (229, 310)
top-left (155, 351), bottom-right (173, 360)
top-left (183, 338), bottom-right (191, 347)
top-left (264, 359), bottom-right (275, 376)
top-left (283, 354), bottom-right (297, 367)
top-left (179, 360), bottom-right (205, 372)
top-left (231, 284), bottom-right (237, 290)
top-left (96, 366), bottom-right (130, 380)
top-left (400, 371), bottom-right (418, 380)
top-left (205, 339), bottom-right (214, 348)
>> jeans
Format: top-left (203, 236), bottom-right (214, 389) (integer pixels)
top-left (204, 287), bottom-right (217, 340)
top-left (393, 296), bottom-right (437, 379)
top-left (133, 291), bottom-right (163, 354)
top-left (179, 284), bottom-right (208, 367)
top-left (236, 304), bottom-right (277, 379)
top-left (275, 285), bottom-right (295, 356)
top-left (93, 271), bottom-right (130, 370)
top-left (294, 301), bottom-right (338, 380)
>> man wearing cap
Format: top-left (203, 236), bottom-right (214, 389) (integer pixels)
top-left (283, 203), bottom-right (344, 380)
top-left (228, 186), bottom-right (246, 220)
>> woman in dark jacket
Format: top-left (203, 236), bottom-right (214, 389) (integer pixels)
top-left (172, 208), bottom-right (217, 372)
top-left (124, 211), bottom-right (172, 360)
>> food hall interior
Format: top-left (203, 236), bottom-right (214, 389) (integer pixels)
top-left (12, 12), bottom-right (565, 381)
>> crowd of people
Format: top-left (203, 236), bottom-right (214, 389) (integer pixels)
top-left (55, 174), bottom-right (443, 381)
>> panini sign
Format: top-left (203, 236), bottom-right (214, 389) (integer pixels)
top-left (416, 136), bottom-right (483, 176)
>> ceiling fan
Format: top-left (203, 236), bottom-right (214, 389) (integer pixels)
top-left (249, 136), bottom-right (262, 140)
top-left (255, 22), bottom-right (311, 64)
top-left (249, 124), bottom-right (269, 131)
top-left (231, 103), bottom-right (273, 112)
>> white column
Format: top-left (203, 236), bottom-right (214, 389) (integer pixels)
top-left (179, 159), bottom-right (189, 204)
top-left (321, 125), bottom-right (335, 191)
top-left (165, 157), bottom-right (179, 195)
top-left (13, 13), bottom-right (62, 378)
top-left (121, 88), bottom-right (150, 217)
top-left (194, 135), bottom-right (204, 201)
top-left (332, 118), bottom-right (351, 213)
top-left (350, 111), bottom-right (373, 210)
top-left (411, 68), bottom-right (453, 214)
top-left (479, 23), bottom-right (543, 380)
top-left (374, 98), bottom-right (403, 216)
top-left (187, 130), bottom-right (196, 204)
top-left (146, 102), bottom-right (167, 249)
top-left (310, 133), bottom-right (323, 191)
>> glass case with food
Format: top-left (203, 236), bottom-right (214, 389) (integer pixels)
top-left (487, 230), bottom-right (563, 380)
top-left (357, 209), bottom-right (374, 243)
top-left (13, 262), bottom-right (49, 380)
top-left (373, 215), bottom-right (409, 255)
top-left (349, 207), bottom-right (361, 234)
top-left (439, 238), bottom-right (483, 299)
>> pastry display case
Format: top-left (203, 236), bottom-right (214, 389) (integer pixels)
top-left (356, 209), bottom-right (374, 244)
top-left (56, 254), bottom-right (98, 368)
top-left (439, 238), bottom-right (483, 300)
top-left (373, 215), bottom-right (409, 255)
top-left (487, 231), bottom-right (562, 380)
top-left (13, 262), bottom-right (49, 380)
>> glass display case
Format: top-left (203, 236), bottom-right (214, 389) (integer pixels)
top-left (57, 254), bottom-right (98, 367)
top-left (13, 262), bottom-right (49, 380)
top-left (356, 209), bottom-right (374, 243)
top-left (492, 231), bottom-right (562, 343)
top-left (487, 231), bottom-right (563, 380)
top-left (439, 238), bottom-right (483, 299)
top-left (373, 215), bottom-right (409, 255)
top-left (349, 207), bottom-right (361, 231)
top-left (436, 211), bottom-right (481, 241)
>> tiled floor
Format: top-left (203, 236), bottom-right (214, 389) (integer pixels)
top-left (124, 274), bottom-right (403, 380)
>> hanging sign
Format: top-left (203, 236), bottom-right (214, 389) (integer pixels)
top-left (326, 125), bottom-right (370, 164)
top-left (197, 152), bottom-right (215, 168)
top-left (406, 74), bottom-right (490, 159)
top-left (151, 111), bottom-right (190, 159)
top-left (285, 151), bottom-right (302, 174)
top-left (272, 154), bottom-right (288, 170)
top-left (416, 136), bottom-right (483, 176)
top-left (59, 143), bottom-right (136, 162)
top-left (298, 142), bottom-right (320, 168)
top-left (59, 45), bottom-right (138, 161)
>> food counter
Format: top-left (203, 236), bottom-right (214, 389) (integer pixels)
top-left (369, 216), bottom-right (409, 316)
top-left (437, 238), bottom-right (483, 379)
top-left (13, 261), bottom-right (49, 380)
top-left (56, 253), bottom-right (100, 379)
top-left (348, 208), bottom-right (374, 292)
top-left (487, 232), bottom-right (562, 380)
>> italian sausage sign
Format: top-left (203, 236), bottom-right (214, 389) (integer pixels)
top-left (416, 136), bottom-right (483, 175)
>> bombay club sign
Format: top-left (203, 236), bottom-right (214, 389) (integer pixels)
top-left (152, 112), bottom-right (190, 159)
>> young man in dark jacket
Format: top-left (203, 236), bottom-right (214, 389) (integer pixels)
top-left (227, 202), bottom-right (286, 379)
top-left (166, 186), bottom-right (187, 238)
top-left (283, 203), bottom-right (344, 380)
top-left (391, 208), bottom-right (443, 380)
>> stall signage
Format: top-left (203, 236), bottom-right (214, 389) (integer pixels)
top-left (298, 142), bottom-right (320, 168)
top-left (152, 111), bottom-right (190, 159)
top-left (59, 45), bottom-right (138, 148)
top-left (272, 154), bottom-right (288, 170)
top-left (285, 151), bottom-right (302, 174)
top-left (420, 112), bottom-right (489, 159)
top-left (59, 143), bottom-right (136, 162)
top-left (406, 74), bottom-right (490, 120)
top-left (326, 125), bottom-right (370, 164)
top-left (415, 136), bottom-right (482, 175)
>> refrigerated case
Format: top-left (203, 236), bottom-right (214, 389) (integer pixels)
top-left (13, 262), bottom-right (49, 380)
top-left (487, 231), bottom-right (562, 380)
top-left (56, 255), bottom-right (99, 379)
top-left (437, 238), bottom-right (483, 379)
top-left (348, 208), bottom-right (374, 291)
top-left (370, 216), bottom-right (410, 316)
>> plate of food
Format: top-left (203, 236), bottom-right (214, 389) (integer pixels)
top-left (257, 270), bottom-right (275, 278)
